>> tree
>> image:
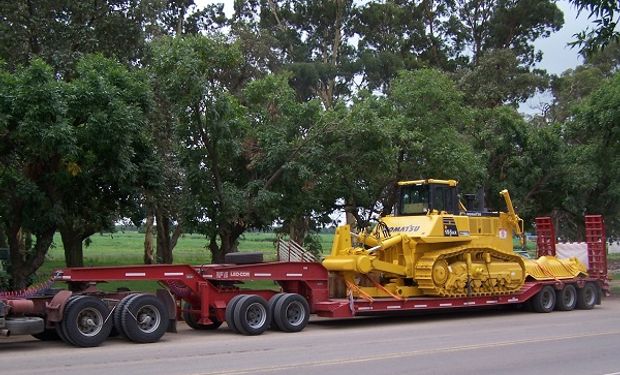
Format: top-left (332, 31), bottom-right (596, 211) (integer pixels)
top-left (141, 1), bottom-right (232, 264)
top-left (0, 55), bottom-right (154, 287)
top-left (0, 1), bottom-right (160, 77)
top-left (55, 55), bottom-right (156, 267)
top-left (352, 0), bottom-right (461, 93)
top-left (467, 106), bottom-right (565, 218)
top-left (316, 94), bottom-right (398, 226)
top-left (0, 60), bottom-right (67, 288)
top-left (388, 69), bottom-right (483, 186)
top-left (0, 0), bottom-right (180, 270)
top-left (456, 0), bottom-right (564, 67)
top-left (459, 49), bottom-right (549, 108)
top-left (548, 64), bottom-right (608, 123)
top-left (569, 0), bottom-right (620, 55)
top-left (317, 69), bottom-right (484, 224)
top-left (546, 41), bottom-right (619, 123)
top-left (344, 69), bottom-right (484, 217)
top-left (232, 0), bottom-right (357, 107)
top-left (560, 72), bottom-right (620, 238)
top-left (150, 35), bottom-right (257, 263)
top-left (151, 34), bottom-right (349, 261)
top-left (156, 0), bottom-right (228, 36)
top-left (241, 73), bottom-right (328, 243)
top-left (144, 87), bottom-right (185, 264)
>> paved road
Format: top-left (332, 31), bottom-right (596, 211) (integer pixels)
top-left (2, 298), bottom-right (620, 375)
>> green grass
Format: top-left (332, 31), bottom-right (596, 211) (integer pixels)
top-left (31, 233), bottom-right (545, 279)
top-left (31, 231), bottom-right (333, 285)
top-left (20, 231), bottom-right (612, 291)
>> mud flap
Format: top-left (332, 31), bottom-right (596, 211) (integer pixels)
top-left (156, 289), bottom-right (177, 333)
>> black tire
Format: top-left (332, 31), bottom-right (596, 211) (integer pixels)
top-left (577, 283), bottom-right (597, 310)
top-left (233, 295), bottom-right (270, 336)
top-left (55, 295), bottom-right (85, 346)
top-left (555, 284), bottom-right (577, 311)
top-left (32, 328), bottom-right (60, 341)
top-left (182, 301), bottom-right (222, 330)
top-left (121, 294), bottom-right (169, 344)
top-left (531, 285), bottom-right (556, 313)
top-left (55, 321), bottom-right (71, 345)
top-left (273, 293), bottom-right (310, 333)
top-left (224, 252), bottom-right (263, 264)
top-left (225, 294), bottom-right (247, 333)
top-left (268, 293), bottom-right (287, 330)
top-left (113, 294), bottom-right (138, 338)
top-left (61, 296), bottom-right (113, 347)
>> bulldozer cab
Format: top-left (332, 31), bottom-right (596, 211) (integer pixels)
top-left (396, 179), bottom-right (459, 216)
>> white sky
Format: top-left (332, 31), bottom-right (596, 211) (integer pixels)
top-left (533, 0), bottom-right (595, 75)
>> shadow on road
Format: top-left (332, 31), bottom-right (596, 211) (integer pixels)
top-left (310, 304), bottom-right (530, 329)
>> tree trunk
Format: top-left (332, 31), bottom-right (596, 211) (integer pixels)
top-left (156, 210), bottom-right (173, 264)
top-left (209, 237), bottom-right (224, 264)
top-left (381, 183), bottom-right (399, 217)
top-left (209, 223), bottom-right (245, 264)
top-left (60, 228), bottom-right (84, 267)
top-left (345, 196), bottom-right (357, 228)
top-left (289, 217), bottom-right (308, 244)
top-left (0, 226), bottom-right (8, 248)
top-left (7, 225), bottom-right (55, 289)
top-left (143, 208), bottom-right (155, 264)
top-left (170, 224), bottom-right (182, 254)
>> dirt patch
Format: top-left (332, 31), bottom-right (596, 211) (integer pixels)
top-left (607, 280), bottom-right (620, 299)
top-left (603, 259), bottom-right (619, 298)
top-left (609, 259), bottom-right (620, 274)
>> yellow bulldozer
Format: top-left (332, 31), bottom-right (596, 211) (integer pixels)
top-left (323, 179), bottom-right (587, 299)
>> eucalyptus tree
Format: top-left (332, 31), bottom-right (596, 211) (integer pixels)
top-left (352, 0), bottom-right (464, 93)
top-left (569, 0), bottom-right (620, 55)
top-left (232, 0), bottom-right (357, 108)
top-left (459, 49), bottom-right (549, 108)
top-left (456, 0), bottom-right (564, 66)
top-left (546, 41), bottom-right (620, 122)
top-left (454, 0), bottom-right (563, 109)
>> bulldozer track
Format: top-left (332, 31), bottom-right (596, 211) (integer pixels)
top-left (415, 245), bottom-right (526, 298)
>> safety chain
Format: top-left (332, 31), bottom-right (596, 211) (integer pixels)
top-left (0, 277), bottom-right (55, 299)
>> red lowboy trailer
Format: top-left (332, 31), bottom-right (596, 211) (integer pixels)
top-left (0, 215), bottom-right (610, 347)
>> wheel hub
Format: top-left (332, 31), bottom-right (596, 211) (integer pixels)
top-left (245, 303), bottom-right (266, 328)
top-left (77, 308), bottom-right (103, 337)
top-left (286, 302), bottom-right (305, 326)
top-left (136, 305), bottom-right (160, 333)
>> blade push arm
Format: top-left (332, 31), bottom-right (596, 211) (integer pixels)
top-left (500, 189), bottom-right (526, 249)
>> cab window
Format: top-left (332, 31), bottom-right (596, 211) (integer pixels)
top-left (399, 185), bottom-right (428, 215)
